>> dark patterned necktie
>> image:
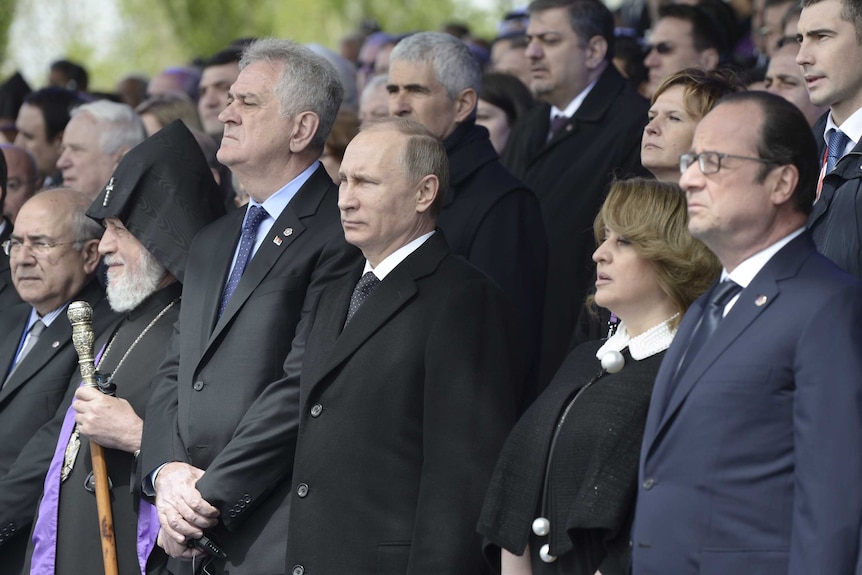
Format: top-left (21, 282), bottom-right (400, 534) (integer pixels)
top-left (826, 128), bottom-right (851, 174)
top-left (219, 205), bottom-right (268, 318)
top-left (344, 272), bottom-right (380, 327)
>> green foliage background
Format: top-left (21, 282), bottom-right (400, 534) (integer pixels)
top-left (1, 0), bottom-right (518, 91)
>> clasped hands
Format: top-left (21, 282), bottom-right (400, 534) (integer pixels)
top-left (154, 462), bottom-right (220, 560)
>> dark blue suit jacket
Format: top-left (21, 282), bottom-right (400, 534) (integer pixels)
top-left (632, 232), bottom-right (862, 574)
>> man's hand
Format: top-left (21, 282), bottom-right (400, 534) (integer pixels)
top-left (73, 386), bottom-right (143, 452)
top-left (154, 462), bottom-right (219, 557)
top-left (156, 528), bottom-right (203, 561)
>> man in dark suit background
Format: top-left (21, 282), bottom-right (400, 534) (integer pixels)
top-left (387, 31), bottom-right (547, 404)
top-left (0, 188), bottom-right (115, 575)
top-left (502, 0), bottom-right (649, 387)
top-left (140, 39), bottom-right (360, 574)
top-left (283, 117), bottom-right (527, 575)
top-left (632, 92), bottom-right (862, 574)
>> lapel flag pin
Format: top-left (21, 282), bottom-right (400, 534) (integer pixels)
top-left (273, 236), bottom-right (283, 246)
top-left (755, 295), bottom-right (768, 306)
top-left (52, 341), bottom-right (60, 348)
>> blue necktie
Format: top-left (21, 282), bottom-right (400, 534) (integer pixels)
top-left (219, 205), bottom-right (267, 317)
top-left (344, 272), bottom-right (380, 327)
top-left (672, 280), bottom-right (742, 386)
top-left (826, 129), bottom-right (851, 173)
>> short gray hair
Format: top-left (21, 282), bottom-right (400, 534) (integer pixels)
top-left (72, 100), bottom-right (146, 156)
top-left (389, 32), bottom-right (481, 100)
top-left (241, 38), bottom-right (344, 151)
top-left (361, 117), bottom-right (449, 216)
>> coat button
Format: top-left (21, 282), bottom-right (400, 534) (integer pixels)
top-left (229, 510), bottom-right (237, 518)
top-left (193, 381), bottom-right (205, 391)
top-left (310, 404), bottom-right (322, 417)
top-left (292, 566), bottom-right (304, 575)
top-left (243, 494), bottom-right (251, 503)
top-left (642, 477), bottom-right (656, 490)
top-left (296, 483), bottom-right (309, 498)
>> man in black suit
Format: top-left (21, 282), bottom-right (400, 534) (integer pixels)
top-left (502, 0), bottom-right (649, 386)
top-left (140, 39), bottom-right (360, 574)
top-left (284, 117), bottom-right (527, 575)
top-left (387, 31), bottom-right (547, 403)
top-left (0, 188), bottom-right (115, 575)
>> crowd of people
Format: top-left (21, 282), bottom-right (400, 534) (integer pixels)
top-left (0, 0), bottom-right (860, 573)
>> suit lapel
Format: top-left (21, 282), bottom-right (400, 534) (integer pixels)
top-left (0, 304), bottom-right (29, 384)
top-left (0, 318), bottom-right (70, 404)
top-left (648, 234), bottom-right (813, 448)
top-left (204, 166), bottom-right (333, 351)
top-left (301, 232), bottom-right (447, 398)
top-left (198, 211), bottom-right (243, 343)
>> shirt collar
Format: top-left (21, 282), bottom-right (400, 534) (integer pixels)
top-left (596, 314), bottom-right (679, 361)
top-left (362, 231), bottom-right (435, 281)
top-left (245, 160), bottom-right (320, 223)
top-left (550, 78), bottom-right (599, 121)
top-left (824, 106), bottom-right (862, 150)
top-left (722, 227), bottom-right (805, 288)
top-left (27, 303), bottom-right (68, 329)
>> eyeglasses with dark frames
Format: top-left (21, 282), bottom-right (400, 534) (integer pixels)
top-left (679, 151), bottom-right (780, 175)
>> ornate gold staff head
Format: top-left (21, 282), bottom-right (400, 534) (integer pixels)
top-left (67, 301), bottom-right (97, 387)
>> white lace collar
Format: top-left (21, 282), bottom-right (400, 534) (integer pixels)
top-left (595, 314), bottom-right (679, 361)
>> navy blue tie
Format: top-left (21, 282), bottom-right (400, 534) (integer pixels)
top-left (672, 280), bottom-right (742, 385)
top-left (219, 205), bottom-right (267, 317)
top-left (826, 129), bottom-right (851, 174)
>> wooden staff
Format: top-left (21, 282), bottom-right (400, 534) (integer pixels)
top-left (68, 301), bottom-right (119, 575)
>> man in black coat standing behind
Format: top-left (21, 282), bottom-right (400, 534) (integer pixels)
top-left (503, 0), bottom-right (649, 386)
top-left (388, 32), bottom-right (547, 403)
top-left (284, 117), bottom-right (527, 575)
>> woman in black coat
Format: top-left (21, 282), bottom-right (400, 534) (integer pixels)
top-left (478, 178), bottom-right (721, 575)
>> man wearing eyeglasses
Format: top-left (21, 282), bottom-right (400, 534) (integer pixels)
top-left (0, 189), bottom-right (116, 575)
top-left (643, 4), bottom-right (725, 98)
top-left (631, 91), bottom-right (862, 575)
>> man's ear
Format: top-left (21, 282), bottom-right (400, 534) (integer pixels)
top-left (585, 36), bottom-right (609, 69)
top-left (81, 239), bottom-right (101, 275)
top-left (698, 48), bottom-right (720, 71)
top-left (769, 163), bottom-right (800, 207)
top-left (453, 89), bottom-right (478, 124)
top-left (288, 111), bottom-right (321, 153)
top-left (414, 174), bottom-right (439, 213)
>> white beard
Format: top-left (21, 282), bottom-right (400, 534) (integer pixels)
top-left (105, 247), bottom-right (167, 313)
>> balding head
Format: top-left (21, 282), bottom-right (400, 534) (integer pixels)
top-left (9, 188), bottom-right (102, 314)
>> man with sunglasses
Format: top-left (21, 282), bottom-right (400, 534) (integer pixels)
top-left (632, 91), bottom-right (862, 575)
top-left (643, 4), bottom-right (725, 98)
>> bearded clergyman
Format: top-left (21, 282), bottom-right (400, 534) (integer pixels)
top-left (25, 120), bottom-right (225, 575)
